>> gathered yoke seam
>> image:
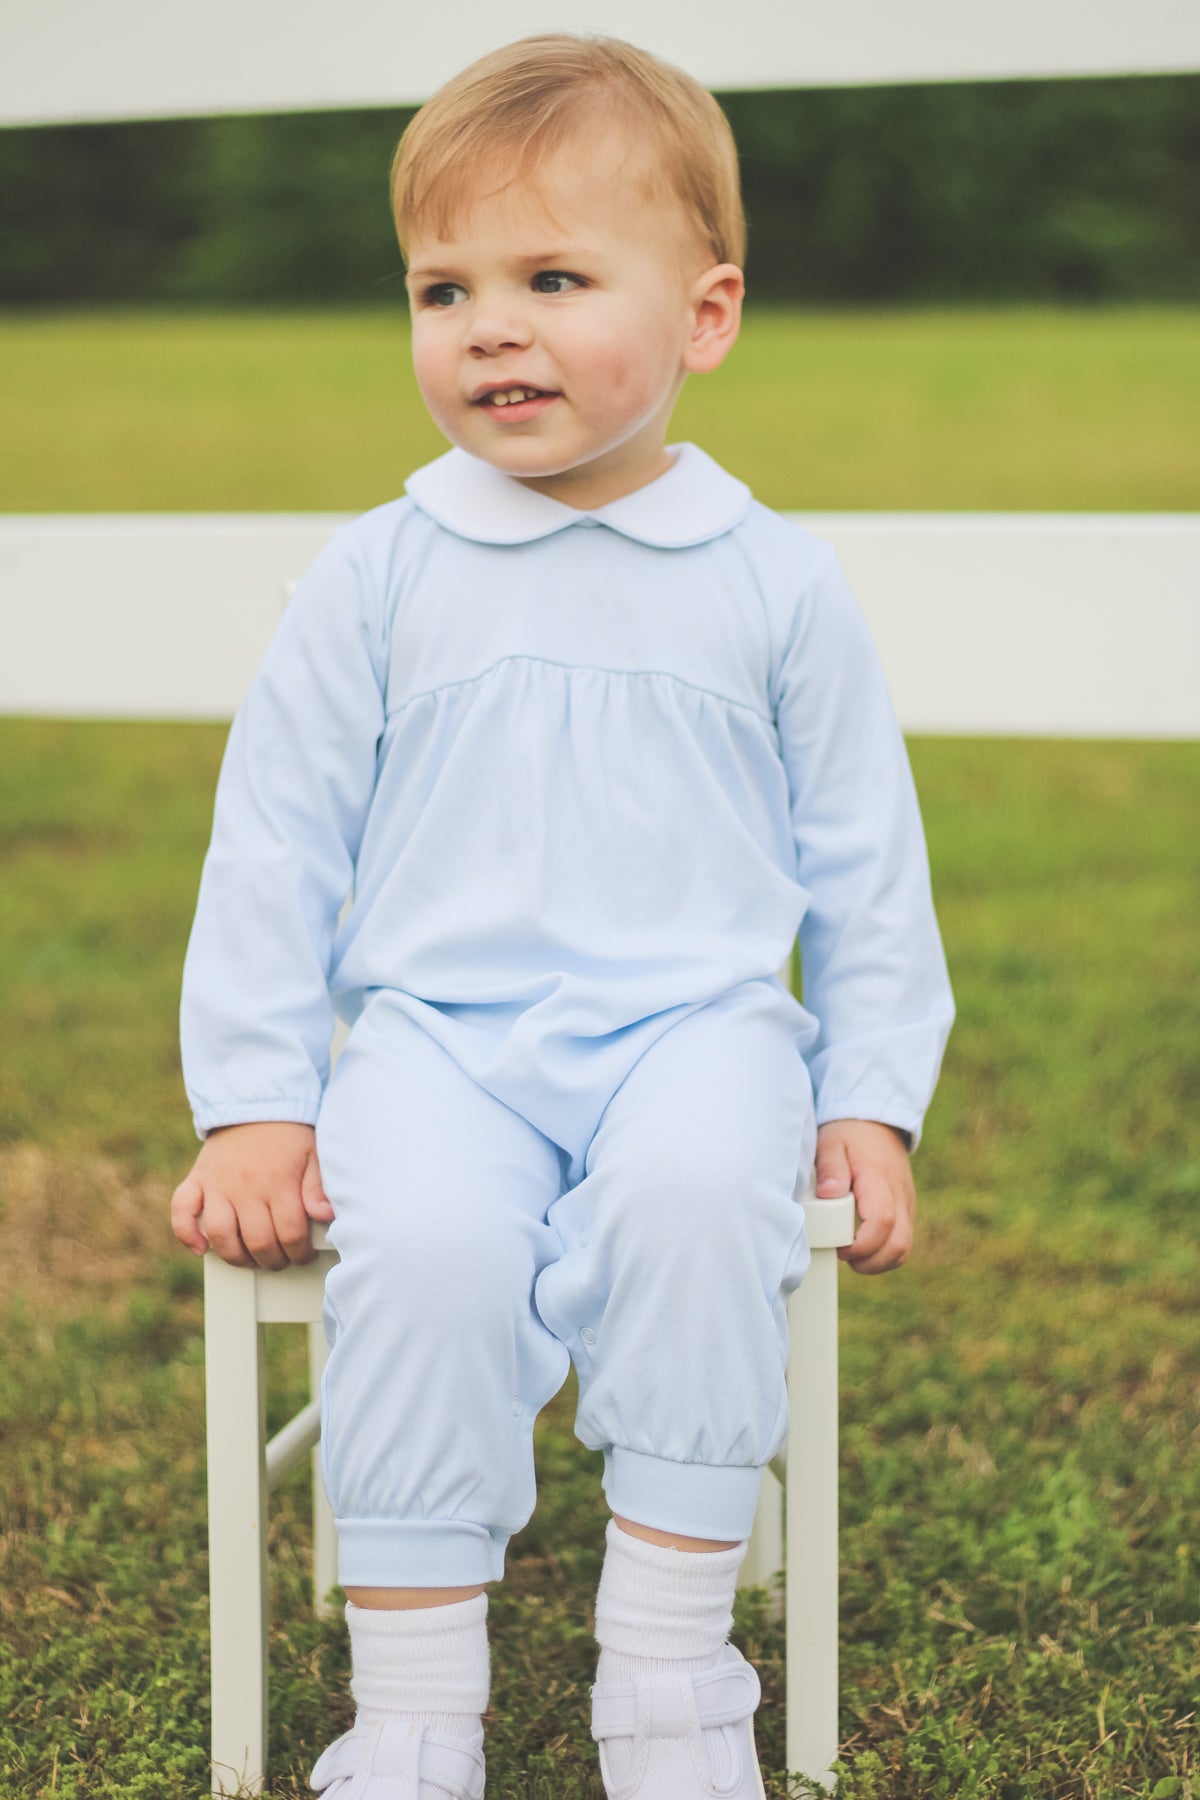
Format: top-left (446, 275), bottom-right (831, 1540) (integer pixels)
top-left (384, 651), bottom-right (773, 725)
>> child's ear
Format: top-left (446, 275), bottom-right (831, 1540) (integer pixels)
top-left (682, 264), bottom-right (744, 375)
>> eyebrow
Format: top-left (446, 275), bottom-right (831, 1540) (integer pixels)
top-left (405, 249), bottom-right (594, 284)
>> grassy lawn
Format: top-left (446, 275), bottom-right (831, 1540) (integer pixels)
top-left (0, 306), bottom-right (1196, 1795)
top-left (1, 304), bottom-right (1197, 512)
top-left (0, 723), bottom-right (1196, 1798)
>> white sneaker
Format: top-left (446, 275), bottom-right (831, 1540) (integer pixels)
top-left (590, 1643), bottom-right (768, 1799)
top-left (309, 1716), bottom-right (485, 1799)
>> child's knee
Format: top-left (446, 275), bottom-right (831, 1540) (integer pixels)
top-left (325, 1191), bottom-right (540, 1345)
top-left (590, 1115), bottom-right (806, 1249)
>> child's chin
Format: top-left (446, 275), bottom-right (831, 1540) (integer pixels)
top-left (477, 443), bottom-right (581, 479)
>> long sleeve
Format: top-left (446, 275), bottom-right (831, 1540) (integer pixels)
top-left (772, 543), bottom-right (954, 1150)
top-left (179, 525), bottom-right (387, 1139)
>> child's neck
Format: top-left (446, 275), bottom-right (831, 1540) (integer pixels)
top-left (511, 443), bottom-right (677, 512)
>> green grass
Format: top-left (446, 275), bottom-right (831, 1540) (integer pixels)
top-left (1, 303), bottom-right (1196, 1792)
top-left (1, 304), bottom-right (1197, 511)
top-left (1, 724), bottom-right (1197, 1797)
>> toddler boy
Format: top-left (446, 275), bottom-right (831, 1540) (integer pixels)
top-left (173, 32), bottom-right (954, 1800)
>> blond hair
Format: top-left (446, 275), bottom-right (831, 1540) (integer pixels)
top-left (390, 34), bottom-right (745, 269)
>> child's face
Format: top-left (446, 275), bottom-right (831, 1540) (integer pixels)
top-left (404, 138), bottom-right (740, 508)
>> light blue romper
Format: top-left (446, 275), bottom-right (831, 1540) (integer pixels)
top-left (180, 442), bottom-right (954, 1586)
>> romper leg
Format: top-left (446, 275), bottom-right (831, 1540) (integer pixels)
top-left (314, 997), bottom-right (572, 1590)
top-left (742, 957), bottom-right (798, 1613)
top-left (204, 1253), bottom-right (268, 1799)
top-left (535, 977), bottom-right (817, 1546)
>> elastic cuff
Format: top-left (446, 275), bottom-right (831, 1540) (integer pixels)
top-left (602, 1447), bottom-right (764, 1543)
top-left (193, 1099), bottom-right (321, 1137)
top-left (814, 1099), bottom-right (922, 1154)
top-left (336, 1518), bottom-right (509, 1588)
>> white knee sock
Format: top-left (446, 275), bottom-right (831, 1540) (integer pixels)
top-left (346, 1592), bottom-right (490, 1739)
top-left (593, 1516), bottom-right (748, 1686)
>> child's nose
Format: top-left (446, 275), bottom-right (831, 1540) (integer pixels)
top-left (466, 301), bottom-right (534, 355)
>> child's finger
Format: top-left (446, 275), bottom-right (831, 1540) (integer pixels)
top-left (169, 1171), bottom-right (210, 1256)
top-left (264, 1187), bottom-right (323, 1266)
top-left (839, 1212), bottom-right (891, 1268)
top-left (301, 1148), bottom-right (336, 1221)
top-left (198, 1190), bottom-right (257, 1269)
top-left (839, 1166), bottom-right (906, 1272)
top-left (815, 1137), bottom-right (852, 1199)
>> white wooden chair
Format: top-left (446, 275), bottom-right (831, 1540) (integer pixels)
top-left (204, 1223), bottom-right (341, 1799)
top-left (204, 1183), bottom-right (856, 1797)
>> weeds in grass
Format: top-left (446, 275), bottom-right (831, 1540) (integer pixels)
top-left (1, 730), bottom-right (1197, 1796)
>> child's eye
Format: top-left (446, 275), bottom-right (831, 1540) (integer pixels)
top-left (532, 271), bottom-right (583, 295)
top-left (421, 282), bottom-right (467, 308)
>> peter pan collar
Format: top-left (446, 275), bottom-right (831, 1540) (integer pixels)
top-left (404, 442), bottom-right (752, 548)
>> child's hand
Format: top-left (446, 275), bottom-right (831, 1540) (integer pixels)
top-left (814, 1118), bottom-right (914, 1275)
top-left (170, 1121), bottom-right (335, 1269)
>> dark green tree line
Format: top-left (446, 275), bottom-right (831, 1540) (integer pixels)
top-left (1, 74), bottom-right (1196, 306)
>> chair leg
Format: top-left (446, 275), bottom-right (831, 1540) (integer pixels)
top-left (308, 1320), bottom-right (339, 1618)
top-left (743, 1463), bottom-right (785, 1619)
top-left (785, 1246), bottom-right (841, 1792)
top-left (205, 1256), bottom-right (269, 1798)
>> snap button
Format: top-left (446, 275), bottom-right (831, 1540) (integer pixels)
top-left (512, 1399), bottom-right (522, 1416)
top-left (580, 1326), bottom-right (597, 1345)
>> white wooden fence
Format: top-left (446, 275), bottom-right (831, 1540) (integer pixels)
top-left (4, 2), bottom-right (1197, 734)
top-left (2, 511), bottom-right (1197, 735)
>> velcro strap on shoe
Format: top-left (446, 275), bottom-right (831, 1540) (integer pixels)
top-left (590, 1680), bottom-right (637, 1741)
top-left (310, 1723), bottom-right (380, 1789)
top-left (591, 1657), bottom-right (760, 1741)
top-left (360, 1715), bottom-right (424, 1782)
top-left (690, 1655), bottom-right (762, 1728)
top-left (420, 1729), bottom-right (487, 1799)
top-left (309, 1718), bottom-right (485, 1797)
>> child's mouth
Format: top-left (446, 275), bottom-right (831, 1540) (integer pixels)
top-left (475, 387), bottom-right (558, 422)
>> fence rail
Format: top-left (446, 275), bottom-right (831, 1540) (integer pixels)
top-left (3, 511), bottom-right (1197, 737)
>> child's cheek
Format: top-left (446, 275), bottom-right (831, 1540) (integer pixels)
top-left (592, 345), bottom-right (649, 406)
top-left (412, 339), bottom-right (454, 419)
